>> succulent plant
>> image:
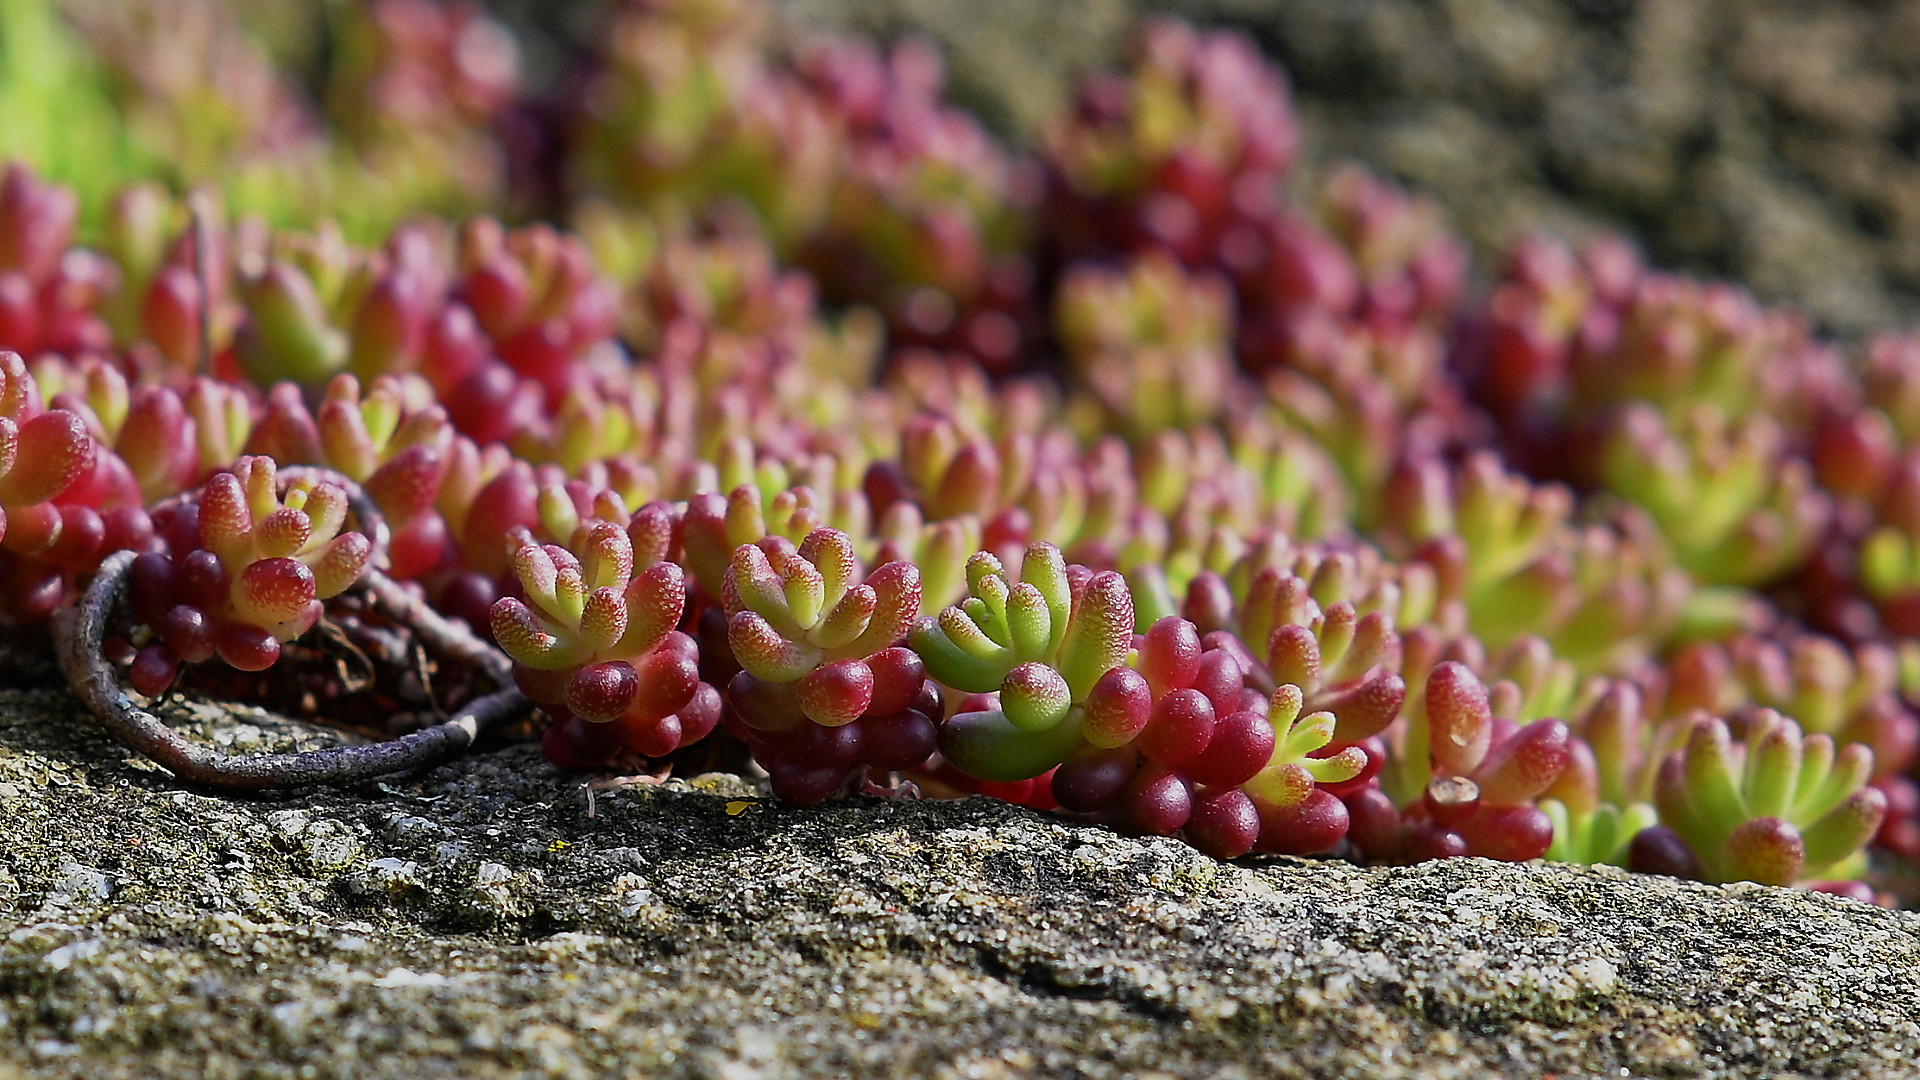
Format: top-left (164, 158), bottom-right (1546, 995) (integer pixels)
top-left (0, 3), bottom-right (1916, 906)
top-left (1638, 712), bottom-right (1886, 886)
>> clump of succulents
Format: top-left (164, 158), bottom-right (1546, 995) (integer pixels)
top-left (5, 0), bottom-right (1920, 907)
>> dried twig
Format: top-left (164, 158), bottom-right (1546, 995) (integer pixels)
top-left (58, 550), bottom-right (529, 791)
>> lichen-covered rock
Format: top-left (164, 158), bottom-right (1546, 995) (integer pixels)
top-left (0, 689), bottom-right (1911, 1078)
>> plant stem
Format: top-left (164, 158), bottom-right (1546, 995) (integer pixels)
top-left (58, 550), bottom-right (529, 790)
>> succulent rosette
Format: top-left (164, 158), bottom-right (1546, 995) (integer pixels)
top-left (490, 514), bottom-right (716, 765)
top-left (123, 455), bottom-right (372, 695)
top-left (1600, 404), bottom-right (1829, 590)
top-left (1356, 658), bottom-right (1574, 863)
top-left (1635, 712), bottom-right (1886, 887)
top-left (250, 374), bottom-right (454, 579)
top-left (911, 544), bottom-right (1130, 778)
top-left (1055, 252), bottom-right (1235, 437)
top-left (0, 164), bottom-right (112, 361)
top-left (717, 526), bottom-right (930, 801)
top-left (1041, 17), bottom-right (1297, 268)
top-left (1539, 683), bottom-right (1660, 868)
top-left (1384, 451), bottom-right (1689, 669)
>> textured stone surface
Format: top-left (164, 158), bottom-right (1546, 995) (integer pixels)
top-left (0, 687), bottom-right (1915, 1078)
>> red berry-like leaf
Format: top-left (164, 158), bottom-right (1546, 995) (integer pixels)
top-left (1123, 764), bottom-right (1193, 834)
top-left (129, 644), bottom-right (178, 698)
top-left (797, 658), bottom-right (876, 727)
top-left (1723, 817), bottom-right (1805, 886)
top-left (514, 662), bottom-right (572, 707)
top-left (161, 604), bottom-right (217, 664)
top-left (1474, 719), bottom-right (1572, 806)
top-left (235, 557), bottom-right (318, 636)
top-left (566, 660), bottom-right (641, 723)
top-left (1322, 671), bottom-right (1406, 743)
top-left (1186, 708), bottom-right (1276, 788)
top-left (1343, 787), bottom-right (1407, 861)
top-left (1185, 788), bottom-right (1261, 858)
top-left (0, 501), bottom-right (57, 555)
top-left (215, 621), bottom-right (282, 672)
top-left (625, 712), bottom-right (684, 758)
top-left (1427, 661), bottom-right (1492, 776)
top-left (177, 549), bottom-right (230, 612)
top-left (1139, 687), bottom-right (1216, 766)
top-left (1457, 804), bottom-right (1555, 862)
top-left (1139, 616), bottom-right (1204, 697)
top-left (864, 646), bottom-right (927, 717)
top-left (1190, 647), bottom-right (1246, 717)
top-left (1254, 787), bottom-right (1349, 855)
top-left (1405, 821), bottom-right (1472, 862)
top-left (1082, 666), bottom-right (1153, 748)
top-left (676, 683), bottom-right (725, 748)
top-left (543, 713), bottom-right (625, 770)
top-left (629, 633), bottom-right (701, 721)
top-left (364, 443), bottom-right (448, 524)
top-left (1052, 745), bottom-right (1138, 812)
top-left (0, 409), bottom-right (92, 507)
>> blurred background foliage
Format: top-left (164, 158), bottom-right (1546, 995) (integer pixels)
top-left (4, 0), bottom-right (1919, 338)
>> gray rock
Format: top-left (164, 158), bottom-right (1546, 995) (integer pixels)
top-left (0, 687), bottom-right (1914, 1077)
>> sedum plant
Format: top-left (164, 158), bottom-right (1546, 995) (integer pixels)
top-left (0, 0), bottom-right (1908, 907)
top-left (1636, 712), bottom-right (1887, 887)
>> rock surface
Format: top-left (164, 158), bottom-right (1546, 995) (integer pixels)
top-left (0, 687), bottom-right (1915, 1078)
